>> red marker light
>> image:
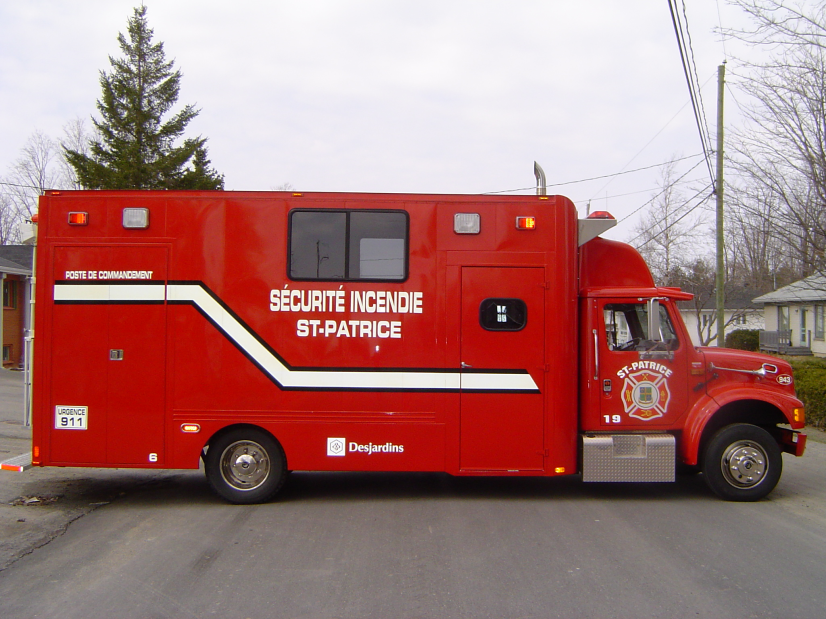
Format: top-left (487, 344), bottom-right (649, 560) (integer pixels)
top-left (516, 216), bottom-right (536, 230)
top-left (68, 212), bottom-right (88, 226)
top-left (587, 211), bottom-right (615, 220)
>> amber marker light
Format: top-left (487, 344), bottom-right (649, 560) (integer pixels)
top-left (516, 216), bottom-right (536, 230)
top-left (555, 467), bottom-right (566, 474)
top-left (181, 424), bottom-right (201, 433)
top-left (68, 212), bottom-right (88, 226)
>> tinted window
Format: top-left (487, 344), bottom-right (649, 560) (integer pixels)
top-left (289, 210), bottom-right (408, 281)
top-left (349, 211), bottom-right (407, 280)
top-left (479, 298), bottom-right (527, 331)
top-left (290, 211), bottom-right (347, 279)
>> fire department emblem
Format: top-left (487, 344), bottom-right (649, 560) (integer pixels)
top-left (620, 370), bottom-right (671, 421)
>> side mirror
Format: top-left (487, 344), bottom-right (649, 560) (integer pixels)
top-left (647, 298), bottom-right (661, 342)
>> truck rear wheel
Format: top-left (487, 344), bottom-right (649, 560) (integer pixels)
top-left (702, 423), bottom-right (782, 502)
top-left (205, 428), bottom-right (287, 504)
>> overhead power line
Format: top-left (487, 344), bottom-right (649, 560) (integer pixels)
top-left (627, 184), bottom-right (714, 246)
top-left (618, 156), bottom-right (709, 224)
top-left (484, 153), bottom-right (703, 195)
top-left (668, 0), bottom-right (716, 187)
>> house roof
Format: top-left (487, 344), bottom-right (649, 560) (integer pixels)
top-left (0, 246), bottom-right (33, 276)
top-left (752, 274), bottom-right (826, 305)
top-left (676, 286), bottom-right (763, 312)
top-left (0, 245), bottom-right (33, 272)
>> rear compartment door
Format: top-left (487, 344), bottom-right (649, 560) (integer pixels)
top-left (49, 245), bottom-right (168, 466)
top-left (460, 267), bottom-right (545, 471)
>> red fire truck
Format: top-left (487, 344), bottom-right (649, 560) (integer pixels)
top-left (29, 190), bottom-right (806, 503)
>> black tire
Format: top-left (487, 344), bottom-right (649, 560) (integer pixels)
top-left (702, 423), bottom-right (782, 502)
top-left (205, 427), bottom-right (287, 504)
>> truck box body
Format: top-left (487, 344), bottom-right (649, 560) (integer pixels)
top-left (30, 191), bottom-right (806, 502)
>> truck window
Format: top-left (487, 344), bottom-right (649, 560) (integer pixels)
top-left (479, 298), bottom-right (527, 331)
top-left (290, 210), bottom-right (408, 281)
top-left (604, 303), bottom-right (679, 351)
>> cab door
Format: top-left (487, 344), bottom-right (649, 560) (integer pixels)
top-left (596, 299), bottom-right (689, 428)
top-left (459, 267), bottom-right (545, 471)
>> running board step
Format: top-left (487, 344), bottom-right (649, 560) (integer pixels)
top-left (582, 434), bottom-right (675, 482)
top-left (1, 452), bottom-right (32, 472)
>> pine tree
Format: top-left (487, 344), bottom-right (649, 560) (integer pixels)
top-left (65, 6), bottom-right (224, 189)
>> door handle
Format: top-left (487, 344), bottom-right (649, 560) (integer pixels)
top-left (461, 362), bottom-right (472, 369)
top-left (592, 329), bottom-right (599, 381)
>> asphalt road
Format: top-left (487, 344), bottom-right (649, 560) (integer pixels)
top-left (1, 366), bottom-right (825, 618)
top-left (0, 444), bottom-right (824, 618)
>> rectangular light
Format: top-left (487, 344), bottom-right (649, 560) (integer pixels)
top-left (123, 208), bottom-right (149, 229)
top-left (516, 216), bottom-right (536, 230)
top-left (454, 213), bottom-right (481, 234)
top-left (68, 212), bottom-right (88, 226)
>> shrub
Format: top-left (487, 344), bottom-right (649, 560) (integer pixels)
top-left (787, 357), bottom-right (826, 428)
top-left (725, 329), bottom-right (760, 352)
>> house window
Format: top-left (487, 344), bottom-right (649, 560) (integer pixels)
top-left (289, 210), bottom-right (408, 281)
top-left (2, 345), bottom-right (10, 362)
top-left (2, 280), bottom-right (17, 309)
top-left (778, 305), bottom-right (790, 331)
top-left (816, 305), bottom-right (825, 341)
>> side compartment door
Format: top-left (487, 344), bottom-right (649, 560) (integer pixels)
top-left (49, 246), bottom-right (168, 466)
top-left (460, 267), bottom-right (545, 471)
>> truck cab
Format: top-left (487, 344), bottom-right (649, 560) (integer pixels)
top-left (578, 235), bottom-right (806, 500)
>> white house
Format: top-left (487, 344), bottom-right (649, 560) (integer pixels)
top-left (752, 274), bottom-right (825, 357)
top-left (677, 288), bottom-right (764, 347)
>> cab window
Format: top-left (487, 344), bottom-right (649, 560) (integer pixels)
top-left (604, 303), bottom-right (678, 351)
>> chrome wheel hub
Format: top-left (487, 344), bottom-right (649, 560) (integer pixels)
top-left (721, 440), bottom-right (768, 488)
top-left (220, 440), bottom-right (270, 491)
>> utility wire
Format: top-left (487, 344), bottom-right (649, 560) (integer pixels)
top-left (571, 175), bottom-right (707, 205)
top-left (0, 181), bottom-right (43, 191)
top-left (484, 153), bottom-right (703, 195)
top-left (618, 156), bottom-right (709, 224)
top-left (668, 0), bottom-right (716, 186)
top-left (681, 0), bottom-right (714, 155)
top-left (627, 184), bottom-right (714, 246)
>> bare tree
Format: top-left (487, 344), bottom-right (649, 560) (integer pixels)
top-left (725, 179), bottom-right (797, 291)
top-left (630, 158), bottom-right (708, 285)
top-left (59, 117), bottom-right (93, 190)
top-left (724, 1), bottom-right (826, 283)
top-left (1, 129), bottom-right (75, 244)
top-left (0, 190), bottom-right (20, 245)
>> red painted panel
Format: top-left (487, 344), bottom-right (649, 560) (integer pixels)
top-left (460, 267), bottom-right (545, 471)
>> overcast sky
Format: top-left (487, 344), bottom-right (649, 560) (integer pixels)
top-left (1, 1), bottom-right (751, 241)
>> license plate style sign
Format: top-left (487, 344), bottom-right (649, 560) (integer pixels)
top-left (55, 406), bottom-right (88, 430)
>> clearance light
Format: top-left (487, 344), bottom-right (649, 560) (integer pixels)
top-left (555, 467), bottom-right (566, 474)
top-left (292, 193), bottom-right (303, 197)
top-left (794, 408), bottom-right (804, 423)
top-left (587, 210), bottom-right (615, 219)
top-left (454, 213), bottom-right (481, 234)
top-left (516, 216), bottom-right (536, 230)
top-left (181, 424), bottom-right (201, 433)
top-left (68, 212), bottom-right (88, 226)
top-left (122, 208), bottom-right (149, 229)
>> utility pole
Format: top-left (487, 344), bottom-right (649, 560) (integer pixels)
top-left (716, 62), bottom-right (726, 348)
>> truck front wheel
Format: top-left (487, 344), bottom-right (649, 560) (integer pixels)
top-left (205, 428), bottom-right (287, 504)
top-left (702, 423), bottom-right (782, 502)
